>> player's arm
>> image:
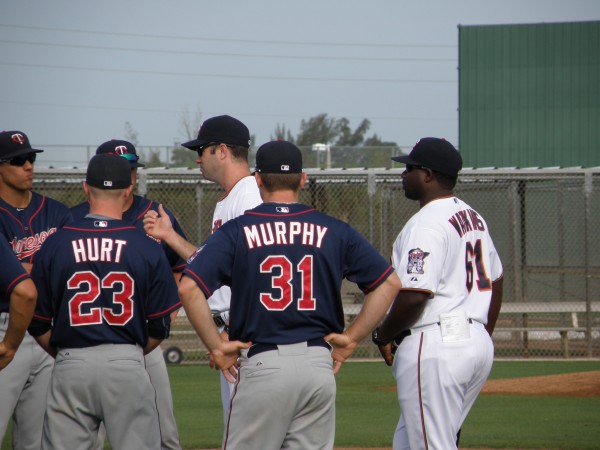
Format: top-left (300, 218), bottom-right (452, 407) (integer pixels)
top-left (143, 204), bottom-right (198, 260)
top-left (0, 278), bottom-right (37, 370)
top-left (325, 272), bottom-right (401, 373)
top-left (373, 289), bottom-right (430, 365)
top-left (178, 275), bottom-right (250, 382)
top-left (485, 276), bottom-right (504, 336)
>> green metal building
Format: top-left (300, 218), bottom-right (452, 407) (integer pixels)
top-left (458, 21), bottom-right (600, 168)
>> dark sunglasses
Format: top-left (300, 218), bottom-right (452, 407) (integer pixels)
top-left (1, 154), bottom-right (36, 166)
top-left (196, 142), bottom-right (219, 156)
top-left (405, 163), bottom-right (430, 173)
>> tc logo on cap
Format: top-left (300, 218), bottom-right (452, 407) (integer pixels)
top-left (103, 181), bottom-right (113, 187)
top-left (11, 133), bottom-right (26, 145)
top-left (281, 165), bottom-right (290, 171)
top-left (114, 146), bottom-right (129, 155)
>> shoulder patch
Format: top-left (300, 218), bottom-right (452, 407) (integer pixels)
top-left (407, 247), bottom-right (429, 275)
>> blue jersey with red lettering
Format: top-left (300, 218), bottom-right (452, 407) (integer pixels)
top-left (184, 203), bottom-right (394, 344)
top-left (0, 236), bottom-right (30, 312)
top-left (29, 218), bottom-right (181, 349)
top-left (71, 195), bottom-right (187, 271)
top-left (0, 192), bottom-right (73, 263)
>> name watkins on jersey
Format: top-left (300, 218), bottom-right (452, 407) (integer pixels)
top-left (11, 228), bottom-right (58, 260)
top-left (448, 208), bottom-right (486, 238)
top-left (71, 238), bottom-right (127, 263)
top-left (243, 221), bottom-right (328, 249)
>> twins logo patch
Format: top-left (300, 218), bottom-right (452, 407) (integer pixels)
top-left (187, 244), bottom-right (205, 264)
top-left (407, 248), bottom-right (429, 274)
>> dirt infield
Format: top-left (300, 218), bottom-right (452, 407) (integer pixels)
top-left (480, 370), bottom-right (600, 397)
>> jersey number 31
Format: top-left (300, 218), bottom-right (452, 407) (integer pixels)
top-left (260, 255), bottom-right (316, 311)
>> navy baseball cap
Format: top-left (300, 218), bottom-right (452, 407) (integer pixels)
top-left (392, 137), bottom-right (462, 176)
top-left (0, 131), bottom-right (44, 160)
top-left (255, 140), bottom-right (303, 174)
top-left (86, 154), bottom-right (132, 190)
top-left (96, 139), bottom-right (145, 168)
top-left (182, 115), bottom-right (251, 150)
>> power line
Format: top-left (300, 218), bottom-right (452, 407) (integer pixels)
top-left (0, 39), bottom-right (456, 63)
top-left (0, 23), bottom-right (457, 49)
top-left (0, 99), bottom-right (456, 122)
top-left (0, 61), bottom-right (457, 83)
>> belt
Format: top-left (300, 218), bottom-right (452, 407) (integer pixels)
top-left (212, 313), bottom-right (227, 328)
top-left (247, 338), bottom-right (330, 358)
top-left (393, 319), bottom-right (475, 345)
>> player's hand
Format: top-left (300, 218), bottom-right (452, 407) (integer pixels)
top-left (324, 332), bottom-right (358, 374)
top-left (0, 342), bottom-right (17, 371)
top-left (211, 340), bottom-right (251, 383)
top-left (376, 342), bottom-right (395, 366)
top-left (143, 204), bottom-right (174, 241)
top-left (209, 329), bottom-right (231, 370)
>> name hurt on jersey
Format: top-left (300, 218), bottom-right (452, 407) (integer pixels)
top-left (448, 208), bottom-right (486, 237)
top-left (244, 221), bottom-right (328, 249)
top-left (72, 238), bottom-right (127, 263)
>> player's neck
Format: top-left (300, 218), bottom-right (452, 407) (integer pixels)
top-left (420, 190), bottom-right (454, 208)
top-left (0, 188), bottom-right (32, 209)
top-left (218, 165), bottom-right (252, 200)
top-left (261, 190), bottom-right (299, 204)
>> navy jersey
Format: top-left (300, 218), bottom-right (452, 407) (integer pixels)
top-left (0, 192), bottom-right (73, 263)
top-left (0, 236), bottom-right (31, 313)
top-left (29, 218), bottom-right (181, 349)
top-left (184, 203), bottom-right (394, 344)
top-left (71, 195), bottom-right (187, 271)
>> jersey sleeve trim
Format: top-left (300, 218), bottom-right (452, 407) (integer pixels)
top-left (135, 200), bottom-right (154, 221)
top-left (4, 273), bottom-right (31, 299)
top-left (147, 301), bottom-right (181, 319)
top-left (182, 269), bottom-right (213, 298)
top-left (363, 265), bottom-right (395, 293)
top-left (31, 313), bottom-right (52, 323)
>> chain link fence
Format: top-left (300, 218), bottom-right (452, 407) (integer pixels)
top-left (34, 167), bottom-right (600, 362)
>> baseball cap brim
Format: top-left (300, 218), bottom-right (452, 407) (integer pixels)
top-left (3, 148), bottom-right (44, 160)
top-left (181, 138), bottom-right (209, 150)
top-left (391, 154), bottom-right (416, 165)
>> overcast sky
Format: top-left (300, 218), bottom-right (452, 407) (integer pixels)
top-left (1, 0), bottom-right (598, 166)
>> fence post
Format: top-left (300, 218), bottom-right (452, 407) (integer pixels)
top-left (583, 171), bottom-right (593, 357)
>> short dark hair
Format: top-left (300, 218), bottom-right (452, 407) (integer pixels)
top-left (227, 144), bottom-right (249, 162)
top-left (432, 170), bottom-right (458, 190)
top-left (259, 173), bottom-right (302, 192)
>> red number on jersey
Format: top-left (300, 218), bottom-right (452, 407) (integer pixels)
top-left (465, 239), bottom-right (492, 292)
top-left (259, 255), bottom-right (316, 311)
top-left (68, 271), bottom-right (135, 326)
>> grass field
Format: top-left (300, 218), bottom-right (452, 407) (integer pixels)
top-left (2, 360), bottom-right (600, 449)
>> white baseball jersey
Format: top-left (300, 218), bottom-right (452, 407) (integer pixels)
top-left (392, 196), bottom-right (503, 327)
top-left (207, 175), bottom-right (262, 313)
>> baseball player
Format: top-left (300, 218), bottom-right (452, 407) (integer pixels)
top-left (144, 115), bottom-right (262, 424)
top-left (372, 138), bottom-right (504, 450)
top-left (28, 153), bottom-right (181, 449)
top-left (177, 140), bottom-right (401, 450)
top-left (0, 237), bottom-right (37, 372)
top-left (0, 130), bottom-right (73, 450)
top-left (71, 139), bottom-right (186, 450)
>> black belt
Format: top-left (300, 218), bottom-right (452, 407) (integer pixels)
top-left (393, 318), bottom-right (474, 346)
top-left (247, 338), bottom-right (330, 358)
top-left (212, 313), bottom-right (227, 328)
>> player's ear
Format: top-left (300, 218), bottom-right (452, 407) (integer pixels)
top-left (82, 181), bottom-right (90, 197)
top-left (299, 172), bottom-right (308, 189)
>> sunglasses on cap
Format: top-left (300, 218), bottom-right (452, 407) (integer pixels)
top-left (0, 154), bottom-right (36, 166)
top-left (117, 152), bottom-right (140, 163)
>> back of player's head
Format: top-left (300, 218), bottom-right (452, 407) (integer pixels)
top-left (254, 140), bottom-right (303, 174)
top-left (86, 154), bottom-right (132, 190)
top-left (0, 130), bottom-right (44, 161)
top-left (96, 139), bottom-right (145, 168)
